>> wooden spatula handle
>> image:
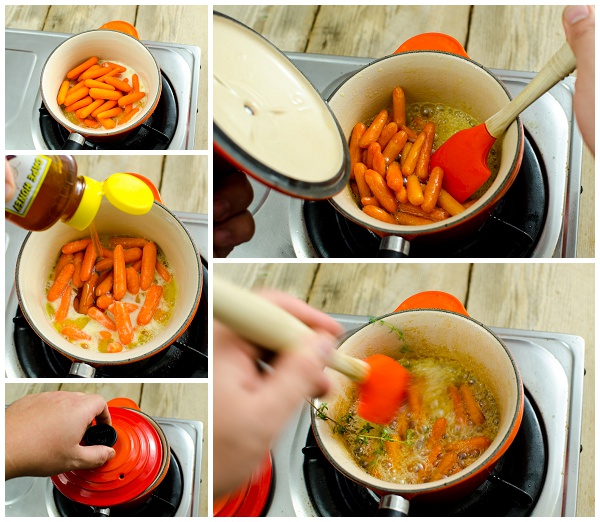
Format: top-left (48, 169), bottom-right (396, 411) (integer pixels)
top-left (213, 276), bottom-right (369, 382)
top-left (485, 42), bottom-right (576, 138)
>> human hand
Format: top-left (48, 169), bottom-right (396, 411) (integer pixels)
top-left (213, 153), bottom-right (256, 257)
top-left (213, 290), bottom-right (343, 498)
top-left (5, 391), bottom-right (115, 480)
top-left (563, 5), bottom-right (595, 154)
top-left (6, 158), bottom-right (16, 202)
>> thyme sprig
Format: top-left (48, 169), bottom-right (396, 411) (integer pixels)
top-left (368, 317), bottom-right (412, 353)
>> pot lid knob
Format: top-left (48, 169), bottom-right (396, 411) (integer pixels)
top-left (84, 424), bottom-right (118, 448)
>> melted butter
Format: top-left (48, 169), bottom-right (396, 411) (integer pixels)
top-left (214, 15), bottom-right (344, 183)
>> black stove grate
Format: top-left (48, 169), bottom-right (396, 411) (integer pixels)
top-left (13, 261), bottom-right (208, 378)
top-left (304, 132), bottom-right (547, 258)
top-left (39, 72), bottom-right (178, 150)
top-left (303, 391), bottom-right (546, 517)
top-left (53, 452), bottom-right (183, 517)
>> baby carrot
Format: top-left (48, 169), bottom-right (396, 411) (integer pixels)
top-left (155, 261), bottom-right (171, 282)
top-left (66, 80), bottom-right (86, 97)
top-left (99, 330), bottom-right (113, 340)
top-left (62, 239), bottom-right (91, 255)
top-left (96, 107), bottom-right (123, 120)
top-left (55, 287), bottom-right (72, 322)
top-left (377, 122), bottom-right (399, 150)
top-left (96, 68), bottom-right (120, 83)
top-left (428, 417), bottom-right (447, 448)
top-left (66, 56), bottom-right (99, 80)
top-left (448, 385), bottom-right (467, 424)
top-left (430, 452), bottom-right (458, 481)
top-left (137, 284), bottom-right (163, 325)
top-left (132, 74), bottom-right (140, 92)
top-left (104, 62), bottom-right (127, 73)
top-left (406, 174), bottom-right (424, 206)
top-left (126, 266), bottom-right (141, 294)
top-left (91, 100), bottom-right (118, 118)
top-left (83, 79), bottom-right (115, 91)
top-left (362, 205), bottom-right (397, 225)
top-left (415, 122), bottom-right (436, 181)
top-left (401, 130), bottom-right (427, 176)
top-left (110, 237), bottom-right (148, 248)
top-left (96, 294), bottom-right (115, 310)
top-left (382, 130), bottom-right (408, 165)
top-left (98, 118), bottom-right (117, 130)
top-left (54, 253), bottom-right (74, 279)
top-left (106, 342), bottom-right (124, 353)
top-left (385, 161), bottom-right (404, 192)
top-left (95, 271), bottom-right (114, 297)
top-left (113, 301), bottom-right (134, 345)
top-left (400, 142), bottom-right (412, 168)
top-left (117, 91), bottom-right (145, 107)
top-left (459, 383), bottom-right (486, 424)
top-left (57, 80), bottom-right (70, 105)
top-left (113, 244), bottom-right (127, 301)
top-left (63, 87), bottom-right (90, 108)
top-left (109, 302), bottom-right (139, 314)
top-left (437, 189), bottom-right (465, 216)
top-left (394, 211), bottom-right (434, 226)
top-left (78, 272), bottom-right (99, 314)
top-left (61, 324), bottom-right (91, 341)
top-left (407, 376), bottom-right (424, 421)
top-left (361, 196), bottom-right (380, 207)
top-left (47, 263), bottom-right (75, 301)
top-left (88, 306), bottom-right (117, 331)
top-left (90, 88), bottom-right (123, 101)
top-left (79, 242), bottom-right (97, 282)
top-left (395, 187), bottom-right (409, 205)
top-left (83, 119), bottom-right (101, 128)
top-left (364, 169), bottom-right (398, 214)
top-left (77, 99), bottom-right (105, 120)
top-left (105, 76), bottom-right (133, 92)
top-left (72, 251), bottom-right (84, 288)
top-left (131, 260), bottom-right (143, 272)
top-left (79, 66), bottom-right (113, 81)
top-left (65, 96), bottom-right (93, 113)
top-left (400, 124), bottom-right (419, 142)
top-left (372, 151), bottom-right (386, 177)
top-left (96, 247), bottom-right (142, 271)
top-left (358, 109), bottom-right (388, 148)
top-left (392, 86), bottom-right (406, 127)
top-left (446, 436), bottom-right (492, 454)
top-left (140, 242), bottom-right (157, 291)
top-left (365, 142), bottom-right (381, 170)
top-left (398, 202), bottom-right (449, 222)
top-left (95, 258), bottom-right (114, 272)
top-left (421, 166), bottom-right (444, 214)
top-left (354, 163), bottom-right (372, 200)
top-left (118, 107), bottom-right (140, 125)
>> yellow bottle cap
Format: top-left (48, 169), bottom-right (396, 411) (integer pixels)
top-left (65, 176), bottom-right (103, 231)
top-left (103, 173), bottom-right (155, 215)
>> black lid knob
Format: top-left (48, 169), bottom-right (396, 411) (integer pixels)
top-left (84, 424), bottom-right (118, 447)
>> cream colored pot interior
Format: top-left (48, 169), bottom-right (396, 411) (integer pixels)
top-left (329, 52), bottom-right (521, 234)
top-left (40, 30), bottom-right (161, 136)
top-left (313, 309), bottom-right (522, 494)
top-left (16, 199), bottom-right (201, 364)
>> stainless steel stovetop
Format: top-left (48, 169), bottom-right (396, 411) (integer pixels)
top-left (5, 417), bottom-right (204, 516)
top-left (230, 53), bottom-right (583, 258)
top-left (4, 213), bottom-right (208, 378)
top-left (5, 29), bottom-right (201, 150)
top-left (267, 315), bottom-right (584, 517)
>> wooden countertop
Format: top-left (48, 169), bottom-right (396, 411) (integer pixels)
top-left (213, 262), bottom-right (594, 516)
top-left (5, 383), bottom-right (209, 516)
top-left (5, 5), bottom-right (208, 150)
top-left (215, 5), bottom-right (594, 258)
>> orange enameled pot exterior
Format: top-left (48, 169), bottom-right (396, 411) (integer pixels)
top-left (311, 292), bottom-right (524, 505)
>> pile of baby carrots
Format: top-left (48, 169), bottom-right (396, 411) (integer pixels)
top-left (56, 56), bottom-right (146, 130)
top-left (47, 236), bottom-right (171, 352)
top-left (349, 86), bottom-right (472, 226)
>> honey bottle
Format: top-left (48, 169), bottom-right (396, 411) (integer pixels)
top-left (5, 155), bottom-right (154, 231)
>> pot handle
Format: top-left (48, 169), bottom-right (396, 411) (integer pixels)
top-left (377, 236), bottom-right (410, 257)
top-left (394, 290), bottom-right (469, 316)
top-left (393, 32), bottom-right (469, 58)
top-left (68, 361), bottom-right (97, 378)
top-left (61, 133), bottom-right (86, 150)
top-left (377, 495), bottom-right (410, 516)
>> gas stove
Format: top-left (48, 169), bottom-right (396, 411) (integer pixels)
top-left (5, 416), bottom-right (204, 516)
top-left (4, 213), bottom-right (208, 378)
top-left (230, 53), bottom-right (583, 258)
top-left (265, 315), bottom-right (584, 516)
top-left (5, 29), bottom-right (201, 150)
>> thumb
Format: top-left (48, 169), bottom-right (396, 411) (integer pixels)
top-left (563, 6), bottom-right (594, 69)
top-left (73, 445), bottom-right (116, 470)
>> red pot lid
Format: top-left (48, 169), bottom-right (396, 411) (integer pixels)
top-left (51, 406), bottom-right (164, 507)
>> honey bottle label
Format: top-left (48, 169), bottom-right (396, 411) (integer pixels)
top-left (5, 155), bottom-right (52, 218)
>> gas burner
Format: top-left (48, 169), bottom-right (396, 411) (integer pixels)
top-left (12, 261), bottom-right (207, 378)
top-left (53, 453), bottom-right (183, 517)
top-left (39, 73), bottom-right (178, 150)
top-left (303, 392), bottom-right (546, 516)
top-left (304, 133), bottom-right (546, 258)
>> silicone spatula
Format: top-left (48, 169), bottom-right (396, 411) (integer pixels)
top-left (430, 42), bottom-right (576, 203)
top-left (214, 275), bottom-right (410, 425)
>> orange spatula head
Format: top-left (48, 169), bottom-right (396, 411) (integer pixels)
top-left (357, 354), bottom-right (411, 425)
top-left (430, 123), bottom-right (496, 203)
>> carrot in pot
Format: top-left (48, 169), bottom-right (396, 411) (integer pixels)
top-left (112, 301), bottom-right (134, 345)
top-left (392, 86), bottom-right (406, 127)
top-left (105, 76), bottom-right (133, 93)
top-left (76, 99), bottom-right (104, 120)
top-left (406, 174), bottom-right (424, 206)
top-left (61, 324), bottom-right (91, 341)
top-left (400, 142), bottom-right (412, 168)
top-left (96, 107), bottom-right (123, 120)
top-left (354, 163), bottom-right (372, 201)
top-left (398, 202), bottom-right (449, 222)
top-left (137, 284), bottom-right (163, 326)
top-left (365, 142), bottom-right (381, 170)
top-left (118, 107), bottom-right (140, 125)
top-left (430, 451), bottom-right (458, 481)
top-left (95, 258), bottom-right (115, 272)
top-left (372, 151), bottom-right (387, 177)
top-left (96, 68), bottom-right (119, 83)
top-left (448, 385), bottom-right (467, 424)
top-left (83, 118), bottom-right (101, 129)
top-left (437, 189), bottom-right (465, 216)
top-left (113, 244), bottom-right (127, 300)
top-left (104, 62), bottom-right (127, 73)
top-left (78, 272), bottom-right (99, 314)
top-left (132, 73), bottom-right (140, 92)
top-left (154, 261), bottom-right (171, 283)
top-left (117, 91), bottom-right (145, 107)
top-left (384, 436), bottom-right (403, 467)
top-left (96, 294), bottom-right (114, 310)
top-left (79, 66), bottom-right (114, 81)
top-left (83, 79), bottom-right (115, 91)
top-left (358, 109), bottom-right (388, 148)
top-left (63, 88), bottom-right (90, 108)
top-left (91, 100), bottom-right (118, 118)
top-left (65, 97), bottom-right (93, 114)
top-left (394, 187), bottom-right (408, 205)
top-left (106, 342), bottom-right (123, 353)
top-left (361, 196), bottom-right (380, 207)
top-left (47, 263), bottom-right (75, 302)
top-left (98, 118), bottom-right (116, 130)
top-left (385, 161), bottom-right (404, 192)
top-left (401, 130), bottom-right (427, 176)
top-left (126, 266), bottom-right (141, 294)
top-left (66, 56), bottom-right (99, 80)
top-left (88, 306), bottom-right (117, 331)
top-left (428, 417), bottom-right (447, 448)
top-left (400, 124), bottom-right (419, 142)
top-left (446, 436), bottom-right (492, 454)
top-left (364, 169), bottom-right (398, 214)
top-left (459, 383), bottom-right (486, 424)
top-left (140, 241), bottom-right (157, 291)
top-left (110, 237), bottom-right (148, 248)
top-left (57, 80), bottom-right (70, 105)
top-left (89, 88), bottom-right (122, 101)
top-left (406, 376), bottom-right (424, 421)
top-left (71, 251), bottom-right (84, 288)
top-left (419, 443), bottom-right (443, 482)
top-left (65, 80), bottom-right (86, 97)
top-left (95, 271), bottom-right (114, 297)
top-left (421, 166), bottom-right (444, 214)
top-left (79, 242), bottom-right (97, 282)
top-left (55, 287), bottom-right (72, 322)
top-left (393, 211), bottom-right (434, 226)
top-left (382, 130), bottom-right (408, 165)
top-left (415, 122), bottom-right (436, 181)
top-left (377, 122), bottom-right (399, 150)
top-left (362, 205), bottom-right (397, 225)
top-left (99, 330), bottom-right (112, 340)
top-left (54, 253), bottom-right (74, 280)
top-left (131, 260), bottom-right (143, 272)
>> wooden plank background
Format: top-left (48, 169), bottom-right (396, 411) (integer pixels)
top-left (214, 5), bottom-right (594, 257)
top-left (5, 383), bottom-right (209, 516)
top-left (5, 5), bottom-right (208, 150)
top-left (214, 261), bottom-right (594, 516)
